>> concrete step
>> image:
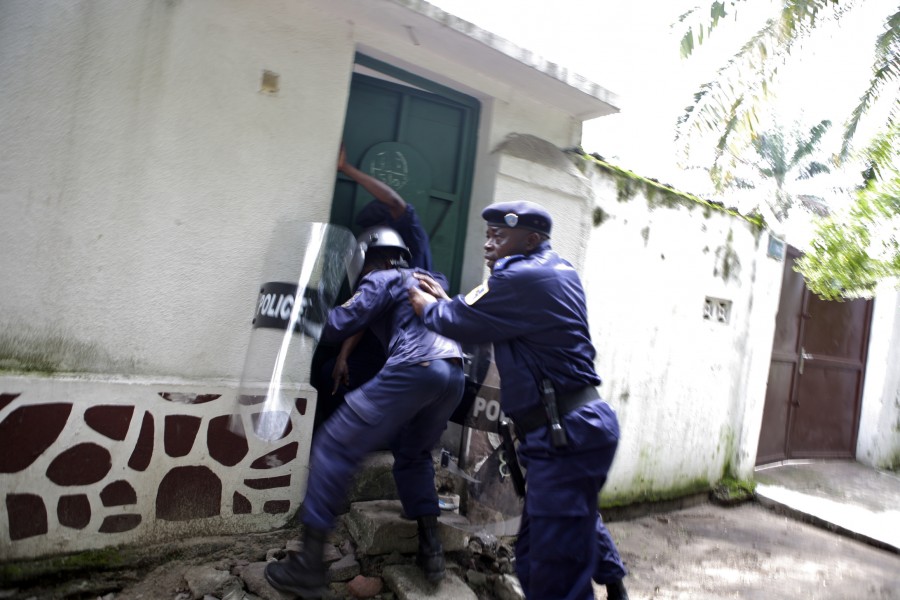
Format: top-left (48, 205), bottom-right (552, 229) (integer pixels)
top-left (344, 500), bottom-right (471, 556)
top-left (382, 565), bottom-right (478, 600)
top-left (346, 451), bottom-right (400, 506)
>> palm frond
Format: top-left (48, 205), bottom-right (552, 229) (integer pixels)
top-left (676, 0), bottom-right (844, 163)
top-left (841, 7), bottom-right (900, 161)
top-left (789, 119), bottom-right (832, 167)
top-left (797, 161), bottom-right (832, 179)
top-left (678, 1), bottom-right (744, 59)
top-left (675, 16), bottom-right (780, 146)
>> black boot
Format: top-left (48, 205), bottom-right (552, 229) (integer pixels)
top-left (264, 526), bottom-right (329, 598)
top-left (606, 578), bottom-right (630, 600)
top-left (415, 515), bottom-right (445, 583)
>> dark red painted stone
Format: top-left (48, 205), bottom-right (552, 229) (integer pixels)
top-left (57, 495), bottom-right (91, 529)
top-left (46, 443), bottom-right (112, 486)
top-left (0, 403), bottom-right (72, 473)
top-left (0, 393), bottom-right (20, 412)
top-left (85, 405), bottom-right (135, 441)
top-left (101, 480), bottom-right (137, 506)
top-left (263, 500), bottom-right (291, 514)
top-left (250, 442), bottom-right (298, 469)
top-left (164, 415), bottom-right (202, 457)
top-left (233, 492), bottom-right (252, 515)
top-left (243, 475), bottom-right (291, 490)
top-left (99, 514), bottom-right (142, 533)
top-left (208, 415), bottom-right (249, 467)
top-left (6, 494), bottom-right (47, 540)
top-left (127, 412), bottom-right (154, 472)
top-left (158, 393), bottom-right (221, 404)
top-left (156, 466), bottom-right (222, 521)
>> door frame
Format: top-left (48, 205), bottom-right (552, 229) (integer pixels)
top-left (339, 52), bottom-right (481, 293)
top-left (756, 245), bottom-right (874, 464)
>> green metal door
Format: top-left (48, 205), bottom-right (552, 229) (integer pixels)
top-left (332, 55), bottom-right (480, 294)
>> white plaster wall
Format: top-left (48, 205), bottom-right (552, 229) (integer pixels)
top-left (0, 0), bottom-right (587, 382)
top-left (0, 0), bottom-right (355, 381)
top-left (857, 289), bottom-right (900, 470)
top-left (491, 137), bottom-right (594, 272)
top-left (579, 165), bottom-right (782, 499)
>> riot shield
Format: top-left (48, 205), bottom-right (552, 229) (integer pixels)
top-left (230, 222), bottom-right (359, 442)
top-left (445, 344), bottom-right (523, 537)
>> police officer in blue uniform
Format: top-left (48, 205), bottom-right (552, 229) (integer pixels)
top-left (409, 200), bottom-right (629, 600)
top-left (266, 227), bottom-right (465, 598)
top-left (312, 146), bottom-right (436, 431)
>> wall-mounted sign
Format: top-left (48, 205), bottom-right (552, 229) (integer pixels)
top-left (767, 234), bottom-right (786, 261)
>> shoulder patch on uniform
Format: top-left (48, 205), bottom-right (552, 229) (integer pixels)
top-left (342, 291), bottom-right (361, 308)
top-left (464, 281), bottom-right (489, 305)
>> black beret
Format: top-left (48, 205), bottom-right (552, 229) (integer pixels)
top-left (481, 200), bottom-right (552, 237)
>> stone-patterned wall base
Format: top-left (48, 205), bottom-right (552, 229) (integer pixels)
top-left (0, 376), bottom-right (315, 561)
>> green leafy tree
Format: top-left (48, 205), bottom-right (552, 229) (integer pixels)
top-left (722, 118), bottom-right (833, 222)
top-left (795, 125), bottom-right (900, 299)
top-left (676, 0), bottom-right (900, 297)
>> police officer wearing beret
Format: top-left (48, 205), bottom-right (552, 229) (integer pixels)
top-left (409, 200), bottom-right (629, 600)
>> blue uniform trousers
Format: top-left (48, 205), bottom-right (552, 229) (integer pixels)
top-left (301, 358), bottom-right (464, 530)
top-left (514, 399), bottom-right (626, 600)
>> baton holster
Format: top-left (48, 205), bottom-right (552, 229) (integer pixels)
top-left (541, 378), bottom-right (569, 448)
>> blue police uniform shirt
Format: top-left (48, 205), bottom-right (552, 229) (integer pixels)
top-left (323, 267), bottom-right (460, 367)
top-left (421, 241), bottom-right (601, 416)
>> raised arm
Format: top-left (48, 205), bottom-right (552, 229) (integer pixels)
top-left (338, 146), bottom-right (406, 220)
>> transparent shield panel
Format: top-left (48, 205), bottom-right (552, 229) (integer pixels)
top-left (231, 222), bottom-right (357, 442)
top-left (445, 344), bottom-right (523, 537)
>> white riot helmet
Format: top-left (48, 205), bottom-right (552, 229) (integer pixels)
top-left (347, 226), bottom-right (411, 286)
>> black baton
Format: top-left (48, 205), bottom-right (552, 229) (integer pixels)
top-left (498, 418), bottom-right (526, 497)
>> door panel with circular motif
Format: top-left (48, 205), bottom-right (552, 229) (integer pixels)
top-left (332, 67), bottom-right (480, 295)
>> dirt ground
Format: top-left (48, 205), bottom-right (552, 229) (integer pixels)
top-left (601, 502), bottom-right (900, 600)
top-left (5, 501), bottom-right (899, 599)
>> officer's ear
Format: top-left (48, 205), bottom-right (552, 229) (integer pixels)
top-left (524, 231), bottom-right (542, 251)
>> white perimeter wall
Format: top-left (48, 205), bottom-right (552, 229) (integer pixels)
top-left (857, 289), bottom-right (900, 470)
top-left (584, 161), bottom-right (784, 500)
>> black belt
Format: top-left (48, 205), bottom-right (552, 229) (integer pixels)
top-left (512, 386), bottom-right (600, 435)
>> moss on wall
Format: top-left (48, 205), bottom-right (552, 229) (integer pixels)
top-left (0, 335), bottom-right (63, 374)
top-left (602, 424), bottom-right (757, 507)
top-left (576, 151), bottom-right (765, 233)
top-left (600, 476), bottom-right (712, 508)
top-left (713, 229), bottom-right (742, 282)
top-left (0, 547), bottom-right (130, 585)
top-left (592, 206), bottom-right (609, 226)
top-left (879, 450), bottom-right (900, 473)
top-left (0, 331), bottom-right (134, 375)
top-left (711, 476), bottom-right (757, 504)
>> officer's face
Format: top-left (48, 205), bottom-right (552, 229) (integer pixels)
top-left (484, 225), bottom-right (538, 271)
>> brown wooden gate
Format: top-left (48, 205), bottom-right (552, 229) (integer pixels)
top-left (756, 246), bottom-right (874, 465)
